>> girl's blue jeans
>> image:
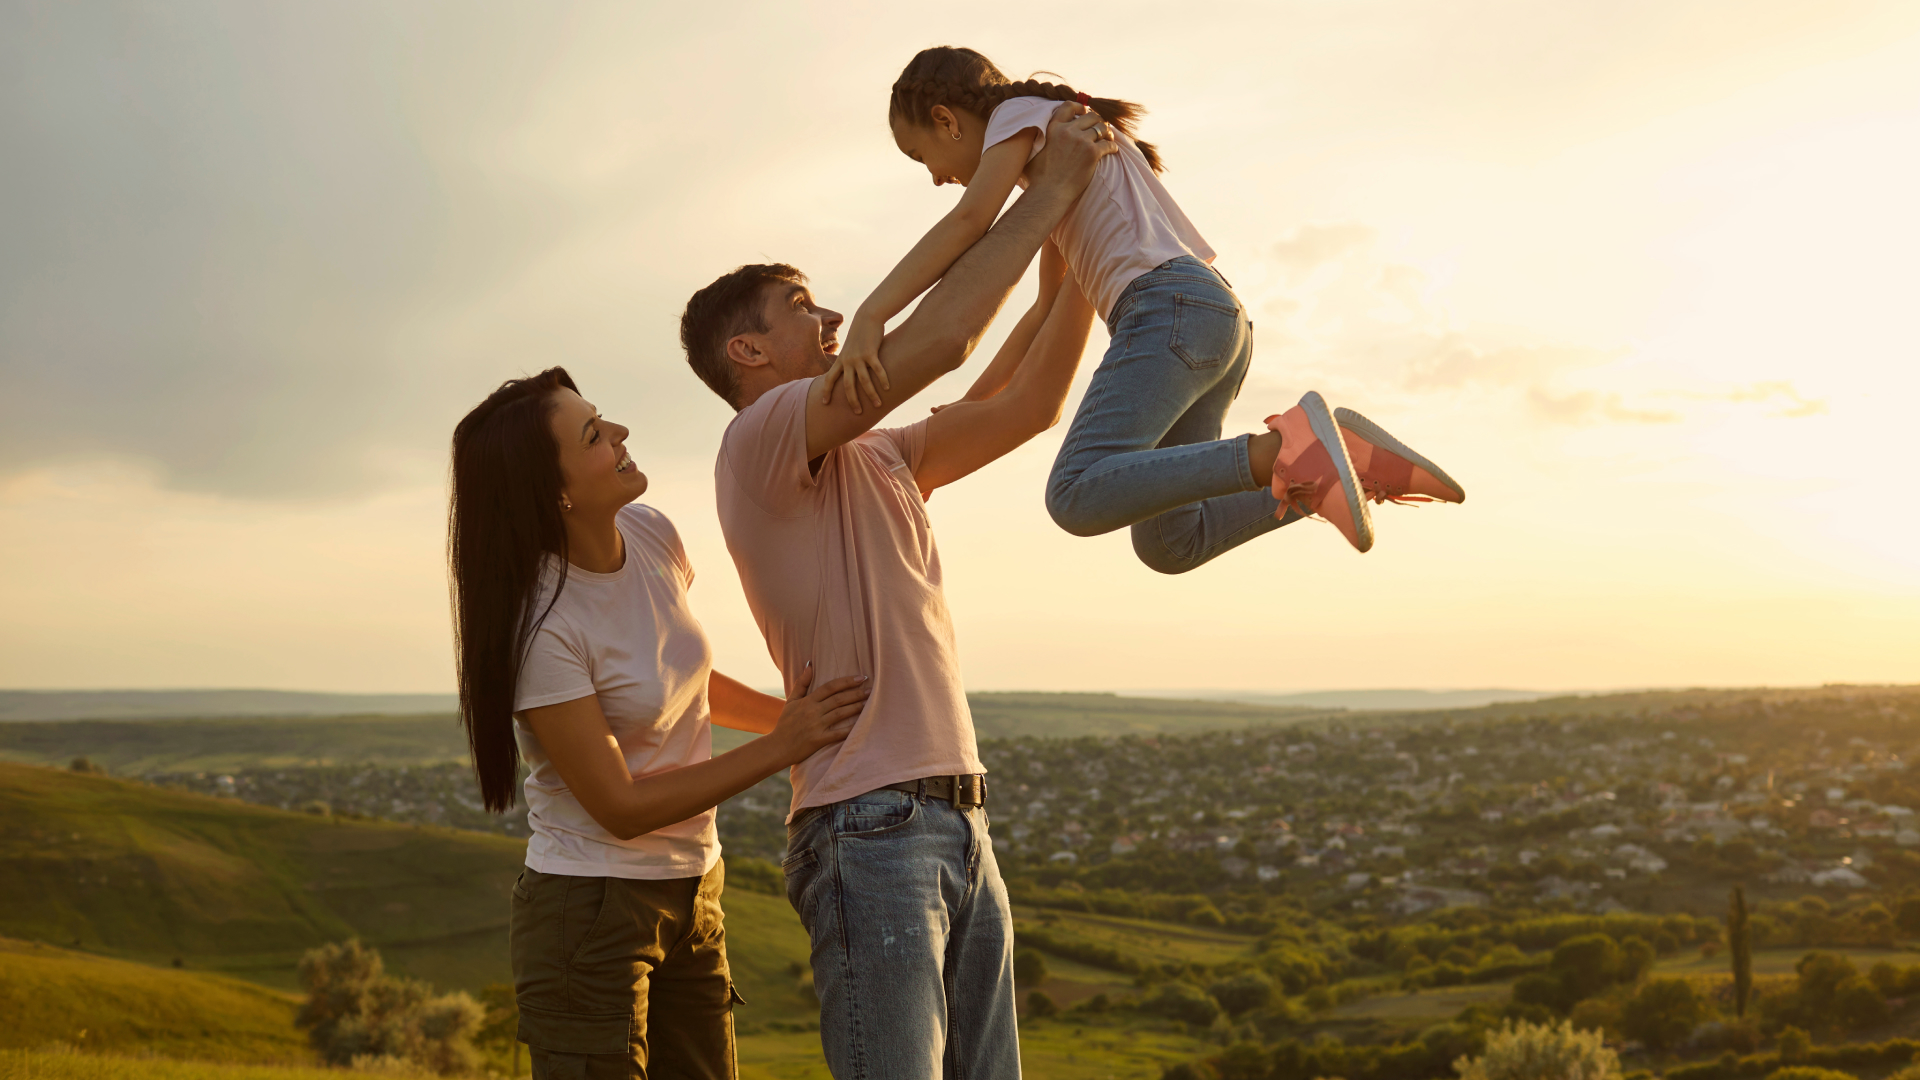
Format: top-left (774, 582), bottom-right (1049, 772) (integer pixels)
top-left (1045, 257), bottom-right (1299, 573)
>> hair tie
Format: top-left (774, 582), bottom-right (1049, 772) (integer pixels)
top-left (1075, 92), bottom-right (1090, 106)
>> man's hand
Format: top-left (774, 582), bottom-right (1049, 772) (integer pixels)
top-left (1023, 103), bottom-right (1120, 197)
top-left (799, 104), bottom-right (1114, 461)
top-left (818, 313), bottom-right (890, 413)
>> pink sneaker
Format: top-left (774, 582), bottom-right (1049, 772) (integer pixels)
top-left (1334, 408), bottom-right (1465, 505)
top-left (1266, 392), bottom-right (1373, 553)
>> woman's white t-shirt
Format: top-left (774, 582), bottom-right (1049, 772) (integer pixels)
top-left (981, 96), bottom-right (1217, 323)
top-left (512, 503), bottom-right (720, 880)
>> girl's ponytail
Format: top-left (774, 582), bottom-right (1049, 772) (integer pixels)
top-left (890, 47), bottom-right (1164, 174)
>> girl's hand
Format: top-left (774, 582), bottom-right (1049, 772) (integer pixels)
top-left (769, 664), bottom-right (870, 766)
top-left (818, 316), bottom-right (890, 413)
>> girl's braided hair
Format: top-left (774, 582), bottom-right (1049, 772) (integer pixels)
top-left (889, 46), bottom-right (1163, 174)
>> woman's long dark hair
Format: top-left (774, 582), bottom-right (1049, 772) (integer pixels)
top-left (889, 46), bottom-right (1163, 174)
top-left (448, 367), bottom-right (577, 812)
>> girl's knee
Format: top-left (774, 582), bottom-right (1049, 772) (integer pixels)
top-left (1130, 525), bottom-right (1204, 575)
top-left (1044, 487), bottom-right (1108, 538)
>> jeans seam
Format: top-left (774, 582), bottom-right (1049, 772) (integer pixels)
top-left (826, 819), bottom-right (868, 1080)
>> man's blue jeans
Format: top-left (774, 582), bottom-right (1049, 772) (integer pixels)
top-left (783, 790), bottom-right (1019, 1080)
top-left (1046, 256), bottom-right (1300, 573)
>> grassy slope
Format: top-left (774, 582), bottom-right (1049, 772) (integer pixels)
top-left (0, 762), bottom-right (819, 1028)
top-left (0, 762), bottom-right (522, 991)
top-left (0, 938), bottom-right (307, 1063)
top-left (0, 1052), bottom-right (359, 1080)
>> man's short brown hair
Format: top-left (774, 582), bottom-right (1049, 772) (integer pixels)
top-left (680, 263), bottom-right (807, 409)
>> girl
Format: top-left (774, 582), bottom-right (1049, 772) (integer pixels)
top-left (449, 367), bottom-right (870, 1078)
top-left (821, 46), bottom-right (1464, 571)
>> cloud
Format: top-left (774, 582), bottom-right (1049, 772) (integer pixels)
top-left (1527, 388), bottom-right (1682, 425)
top-left (1270, 223), bottom-right (1377, 280)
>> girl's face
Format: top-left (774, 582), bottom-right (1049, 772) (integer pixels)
top-left (548, 388), bottom-right (646, 516)
top-left (891, 104), bottom-right (988, 187)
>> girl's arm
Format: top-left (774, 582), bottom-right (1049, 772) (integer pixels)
top-left (937, 239), bottom-right (1067, 410)
top-left (522, 668), bottom-right (868, 840)
top-left (821, 129), bottom-right (1038, 411)
top-left (708, 670), bottom-right (781, 734)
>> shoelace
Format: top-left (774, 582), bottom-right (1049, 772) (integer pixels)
top-left (1361, 480), bottom-right (1439, 507)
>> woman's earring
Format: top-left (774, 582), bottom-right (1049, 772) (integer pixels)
top-left (951, 131), bottom-right (961, 141)
top-left (561, 498), bottom-right (572, 512)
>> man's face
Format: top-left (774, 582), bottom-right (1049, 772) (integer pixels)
top-left (753, 282), bottom-right (843, 381)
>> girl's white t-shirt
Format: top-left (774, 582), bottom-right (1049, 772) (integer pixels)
top-left (512, 503), bottom-right (720, 880)
top-left (981, 96), bottom-right (1217, 323)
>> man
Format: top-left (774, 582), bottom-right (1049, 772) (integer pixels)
top-left (678, 105), bottom-right (1116, 1079)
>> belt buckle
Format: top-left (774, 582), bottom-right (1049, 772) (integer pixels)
top-left (951, 774), bottom-right (983, 808)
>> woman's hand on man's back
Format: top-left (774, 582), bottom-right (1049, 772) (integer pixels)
top-left (770, 664), bottom-right (870, 765)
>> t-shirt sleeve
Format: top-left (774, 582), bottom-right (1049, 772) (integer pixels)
top-left (982, 96), bottom-right (1058, 163)
top-left (515, 616), bottom-right (597, 713)
top-left (718, 380), bottom-right (816, 515)
top-left (621, 504), bottom-right (693, 590)
top-left (874, 418), bottom-right (930, 477)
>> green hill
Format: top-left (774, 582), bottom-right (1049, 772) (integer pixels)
top-left (0, 937), bottom-right (307, 1063)
top-left (0, 762), bottom-right (819, 1026)
top-left (0, 761), bottom-right (523, 990)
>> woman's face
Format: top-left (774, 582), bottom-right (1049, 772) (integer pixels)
top-left (891, 105), bottom-right (988, 187)
top-left (548, 388), bottom-right (646, 514)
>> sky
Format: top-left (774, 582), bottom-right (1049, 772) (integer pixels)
top-left (2, 0), bottom-right (1918, 695)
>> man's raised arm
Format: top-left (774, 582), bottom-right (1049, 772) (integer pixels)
top-left (803, 106), bottom-right (1116, 460)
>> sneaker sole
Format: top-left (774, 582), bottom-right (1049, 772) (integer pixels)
top-left (1333, 406), bottom-right (1466, 503)
top-left (1301, 392), bottom-right (1374, 553)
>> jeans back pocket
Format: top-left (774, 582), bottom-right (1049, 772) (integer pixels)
top-left (1169, 293), bottom-right (1244, 370)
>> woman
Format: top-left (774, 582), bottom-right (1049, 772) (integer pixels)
top-left (449, 367), bottom-right (868, 1079)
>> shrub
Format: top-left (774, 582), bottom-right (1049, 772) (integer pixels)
top-left (1453, 1019), bottom-right (1621, 1080)
top-left (1620, 978), bottom-right (1703, 1052)
top-left (1026, 990), bottom-right (1058, 1019)
top-left (1513, 972), bottom-right (1570, 1012)
top-left (1143, 982), bottom-right (1222, 1027)
top-left (1776, 1026), bottom-right (1811, 1064)
top-left (727, 856), bottom-right (784, 895)
top-left (1765, 1070), bottom-right (1857, 1080)
top-left (1896, 898), bottom-right (1920, 937)
top-left (1551, 935), bottom-right (1623, 1003)
top-left (1013, 949), bottom-right (1049, 988)
top-left (1208, 973), bottom-right (1274, 1018)
top-left (296, 940), bottom-right (482, 1075)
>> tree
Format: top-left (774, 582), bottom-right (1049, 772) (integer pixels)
top-left (1730, 886), bottom-right (1754, 1019)
top-left (1208, 973), bottom-right (1273, 1018)
top-left (1895, 897), bottom-right (1920, 937)
top-left (1620, 978), bottom-right (1703, 1052)
top-left (1550, 934), bottom-right (1622, 1003)
top-left (1453, 1019), bottom-right (1620, 1080)
top-left (1143, 982), bottom-right (1222, 1027)
top-left (1776, 1026), bottom-right (1811, 1063)
top-left (1026, 990), bottom-right (1058, 1019)
top-left (1013, 949), bottom-right (1049, 988)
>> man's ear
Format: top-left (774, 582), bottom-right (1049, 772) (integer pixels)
top-left (725, 333), bottom-right (772, 370)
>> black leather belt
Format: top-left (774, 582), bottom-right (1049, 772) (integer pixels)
top-left (883, 774), bottom-right (987, 808)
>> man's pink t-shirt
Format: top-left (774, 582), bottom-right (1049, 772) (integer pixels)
top-left (715, 379), bottom-right (983, 818)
